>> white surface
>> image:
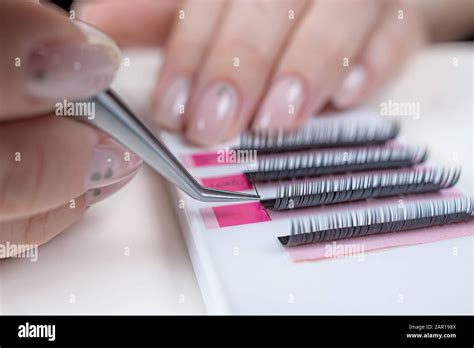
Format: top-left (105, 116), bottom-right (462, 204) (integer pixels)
top-left (0, 44), bottom-right (472, 314)
top-left (163, 108), bottom-right (474, 315)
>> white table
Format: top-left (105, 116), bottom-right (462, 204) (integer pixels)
top-left (0, 43), bottom-right (472, 314)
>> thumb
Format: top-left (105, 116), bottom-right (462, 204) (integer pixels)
top-left (0, 0), bottom-right (121, 120)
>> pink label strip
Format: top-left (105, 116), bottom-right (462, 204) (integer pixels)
top-left (184, 150), bottom-right (248, 168)
top-left (201, 202), bottom-right (271, 229)
top-left (286, 220), bottom-right (474, 263)
top-left (200, 174), bottom-right (252, 192)
top-left (184, 152), bottom-right (221, 167)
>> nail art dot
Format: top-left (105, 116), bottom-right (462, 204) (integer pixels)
top-left (216, 85), bottom-right (227, 97)
top-left (90, 172), bottom-right (102, 181)
top-left (104, 167), bottom-right (113, 179)
top-left (35, 70), bottom-right (46, 81)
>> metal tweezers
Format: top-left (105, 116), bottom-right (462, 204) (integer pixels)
top-left (82, 89), bottom-right (259, 202)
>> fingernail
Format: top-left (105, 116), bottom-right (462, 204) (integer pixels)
top-left (85, 171), bottom-right (136, 206)
top-left (153, 76), bottom-right (191, 131)
top-left (253, 77), bottom-right (305, 131)
top-left (332, 65), bottom-right (368, 108)
top-left (186, 82), bottom-right (238, 146)
top-left (26, 21), bottom-right (121, 100)
top-left (85, 137), bottom-right (142, 191)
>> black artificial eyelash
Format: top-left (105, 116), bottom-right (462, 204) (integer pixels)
top-left (246, 146), bottom-right (428, 182)
top-left (239, 118), bottom-right (399, 153)
top-left (262, 167), bottom-right (461, 210)
top-left (278, 197), bottom-right (474, 247)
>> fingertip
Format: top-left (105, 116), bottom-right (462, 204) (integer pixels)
top-left (85, 169), bottom-right (138, 207)
top-left (331, 65), bottom-right (370, 109)
top-left (0, 2), bottom-right (121, 118)
top-left (252, 76), bottom-right (309, 133)
top-left (25, 20), bottom-right (121, 101)
top-left (150, 76), bottom-right (191, 133)
top-left (185, 82), bottom-right (240, 147)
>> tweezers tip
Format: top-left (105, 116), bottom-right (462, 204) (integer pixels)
top-left (200, 188), bottom-right (260, 202)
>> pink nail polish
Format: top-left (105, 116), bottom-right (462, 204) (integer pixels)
top-left (85, 171), bottom-right (136, 206)
top-left (25, 21), bottom-right (121, 100)
top-left (85, 137), bottom-right (142, 191)
top-left (253, 77), bottom-right (305, 131)
top-left (154, 76), bottom-right (191, 131)
top-left (332, 65), bottom-right (368, 108)
top-left (186, 82), bottom-right (238, 146)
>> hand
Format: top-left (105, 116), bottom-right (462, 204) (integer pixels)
top-left (0, 1), bottom-right (141, 254)
top-left (77, 0), bottom-right (432, 146)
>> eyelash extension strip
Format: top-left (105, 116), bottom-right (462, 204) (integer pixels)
top-left (278, 197), bottom-right (474, 247)
top-left (246, 145), bottom-right (428, 182)
top-left (261, 167), bottom-right (461, 210)
top-left (239, 119), bottom-right (399, 153)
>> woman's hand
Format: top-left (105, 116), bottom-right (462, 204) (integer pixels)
top-left (0, 1), bottom-right (141, 253)
top-left (78, 0), bottom-right (432, 146)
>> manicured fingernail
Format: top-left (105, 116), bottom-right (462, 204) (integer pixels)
top-left (253, 77), bottom-right (305, 131)
top-left (153, 76), bottom-right (191, 131)
top-left (25, 21), bottom-right (121, 100)
top-left (85, 137), bottom-right (142, 191)
top-left (186, 82), bottom-right (238, 146)
top-left (332, 65), bottom-right (368, 108)
top-left (85, 171), bottom-right (136, 206)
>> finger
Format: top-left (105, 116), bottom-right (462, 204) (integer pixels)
top-left (0, 115), bottom-right (142, 221)
top-left (252, 0), bottom-right (383, 131)
top-left (0, 1), bottom-right (121, 119)
top-left (331, 2), bottom-right (427, 109)
top-left (0, 171), bottom-right (137, 258)
top-left (149, 0), bottom-right (227, 132)
top-left (0, 195), bottom-right (87, 255)
top-left (83, 170), bottom-right (136, 207)
top-left (185, 0), bottom-right (306, 146)
top-left (75, 0), bottom-right (178, 46)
